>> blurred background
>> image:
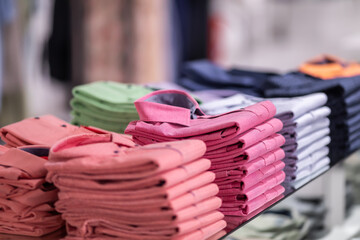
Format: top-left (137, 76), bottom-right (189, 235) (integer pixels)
top-left (1, 0), bottom-right (360, 124)
top-left (1, 0), bottom-right (360, 239)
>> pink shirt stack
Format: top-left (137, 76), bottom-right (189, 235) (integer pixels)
top-left (45, 133), bottom-right (226, 240)
top-left (0, 146), bottom-right (63, 236)
top-left (0, 115), bottom-right (131, 238)
top-left (125, 90), bottom-right (286, 230)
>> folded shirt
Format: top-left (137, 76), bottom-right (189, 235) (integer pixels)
top-left (60, 195), bottom-right (222, 225)
top-left (204, 134), bottom-right (285, 163)
top-left (55, 171), bottom-right (215, 203)
top-left (295, 136), bottom-right (331, 160)
top-left (265, 72), bottom-right (360, 98)
top-left (298, 54), bottom-right (360, 80)
top-left (205, 118), bottom-right (283, 151)
top-left (218, 171), bottom-right (285, 202)
top-left (333, 102), bottom-right (360, 118)
top-left (215, 160), bottom-right (285, 191)
top-left (0, 221), bottom-right (63, 237)
top-left (292, 165), bottom-right (330, 190)
top-left (211, 148), bottom-right (285, 178)
top-left (0, 228), bottom-right (65, 240)
top-left (296, 118), bottom-right (330, 139)
top-left (178, 60), bottom-right (276, 96)
top-left (296, 127), bottom-right (330, 151)
top-left (201, 92), bottom-right (328, 120)
top-left (70, 82), bottom-right (153, 133)
top-left (46, 134), bottom-right (206, 180)
top-left (223, 194), bottom-right (285, 229)
top-left (71, 112), bottom-right (130, 133)
top-left (0, 115), bottom-right (92, 147)
top-left (294, 107), bottom-right (331, 129)
top-left (125, 89), bottom-right (276, 139)
top-left (285, 147), bottom-right (329, 171)
top-left (65, 212), bottom-right (226, 240)
top-left (294, 157), bottom-right (330, 181)
top-left (49, 158), bottom-right (211, 192)
top-left (72, 81), bottom-right (153, 113)
top-left (55, 183), bottom-right (219, 213)
top-left (345, 89), bottom-right (360, 107)
top-left (219, 185), bottom-right (285, 216)
top-left (70, 100), bottom-right (139, 121)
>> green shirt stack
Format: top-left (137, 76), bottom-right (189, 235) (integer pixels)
top-left (70, 81), bottom-right (153, 133)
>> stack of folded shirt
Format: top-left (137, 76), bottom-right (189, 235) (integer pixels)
top-left (265, 62), bottom-right (360, 162)
top-left (70, 81), bottom-right (153, 133)
top-left (201, 92), bottom-right (331, 190)
top-left (0, 115), bottom-right (92, 147)
top-left (125, 89), bottom-right (286, 231)
top-left (45, 133), bottom-right (226, 240)
top-left (296, 55), bottom-right (360, 161)
top-left (0, 114), bottom-right (105, 238)
top-left (0, 145), bottom-right (63, 237)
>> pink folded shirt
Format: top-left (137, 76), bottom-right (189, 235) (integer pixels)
top-left (55, 183), bottom-right (219, 213)
top-left (46, 134), bottom-right (205, 180)
top-left (205, 133), bottom-right (285, 162)
top-left (215, 160), bottom-right (285, 190)
top-left (206, 118), bottom-right (283, 151)
top-left (125, 90), bottom-right (276, 140)
top-left (224, 194), bottom-right (284, 229)
top-left (219, 171), bottom-right (285, 202)
top-left (61, 196), bottom-right (222, 225)
top-left (132, 117), bottom-right (282, 152)
top-left (65, 211), bottom-right (224, 240)
top-left (219, 185), bottom-right (285, 216)
top-left (64, 218), bottom-right (226, 240)
top-left (0, 148), bottom-right (48, 180)
top-left (211, 148), bottom-right (285, 179)
top-left (0, 221), bottom-right (63, 237)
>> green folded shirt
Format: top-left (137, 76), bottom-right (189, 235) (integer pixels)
top-left (72, 81), bottom-right (152, 112)
top-left (70, 81), bottom-right (153, 133)
top-left (70, 100), bottom-right (139, 121)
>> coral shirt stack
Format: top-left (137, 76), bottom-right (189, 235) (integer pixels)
top-left (0, 114), bottom-right (91, 237)
top-left (45, 133), bottom-right (226, 240)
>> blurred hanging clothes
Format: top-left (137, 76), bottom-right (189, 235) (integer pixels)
top-left (0, 0), bottom-right (27, 126)
top-left (169, 0), bottom-right (209, 82)
top-left (23, 0), bottom-right (70, 120)
top-left (208, 0), bottom-right (250, 67)
top-left (46, 0), bottom-right (71, 83)
top-left (0, 0), bottom-right (16, 113)
top-left (71, 0), bottom-right (169, 84)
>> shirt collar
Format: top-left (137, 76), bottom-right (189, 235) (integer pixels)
top-left (134, 89), bottom-right (205, 126)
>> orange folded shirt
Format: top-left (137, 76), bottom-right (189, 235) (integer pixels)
top-left (299, 54), bottom-right (360, 79)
